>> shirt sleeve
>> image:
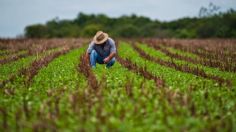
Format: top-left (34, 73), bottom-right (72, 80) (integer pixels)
top-left (87, 41), bottom-right (95, 54)
top-left (109, 38), bottom-right (116, 53)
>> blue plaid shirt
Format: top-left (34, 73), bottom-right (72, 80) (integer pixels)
top-left (87, 38), bottom-right (116, 58)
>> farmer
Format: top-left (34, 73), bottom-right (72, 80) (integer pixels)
top-left (86, 31), bottom-right (116, 68)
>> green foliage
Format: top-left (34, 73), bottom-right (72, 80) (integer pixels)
top-left (0, 49), bottom-right (58, 81)
top-left (138, 43), bottom-right (236, 85)
top-left (0, 41), bottom-right (236, 131)
top-left (117, 42), bottom-right (236, 131)
top-left (24, 9), bottom-right (236, 38)
top-left (81, 24), bottom-right (103, 37)
top-left (116, 24), bottom-right (141, 38)
top-left (25, 24), bottom-right (48, 38)
top-left (175, 29), bottom-right (197, 38)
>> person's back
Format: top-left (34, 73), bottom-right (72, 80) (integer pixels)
top-left (85, 31), bottom-right (116, 68)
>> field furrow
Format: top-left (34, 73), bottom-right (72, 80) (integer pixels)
top-left (138, 43), bottom-right (236, 86)
top-left (146, 42), bottom-right (232, 71)
top-left (132, 43), bottom-right (231, 86)
top-left (0, 47), bottom-right (87, 130)
top-left (162, 44), bottom-right (236, 73)
top-left (118, 42), bottom-right (236, 131)
top-left (0, 51), bottom-right (29, 65)
top-left (0, 38), bottom-right (84, 66)
top-left (157, 41), bottom-right (236, 72)
top-left (90, 58), bottom-right (199, 131)
top-left (0, 39), bottom-right (235, 131)
top-left (24, 47), bottom-right (72, 83)
top-left (0, 48), bottom-right (62, 87)
top-left (78, 54), bottom-right (99, 90)
top-left (0, 50), bottom-right (26, 60)
top-left (117, 56), bottom-right (165, 87)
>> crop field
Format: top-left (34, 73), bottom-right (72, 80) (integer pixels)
top-left (0, 38), bottom-right (236, 131)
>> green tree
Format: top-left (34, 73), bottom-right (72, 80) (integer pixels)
top-left (25, 24), bottom-right (48, 38)
top-left (81, 24), bottom-right (103, 37)
top-left (116, 24), bottom-right (141, 38)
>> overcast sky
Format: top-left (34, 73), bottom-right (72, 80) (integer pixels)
top-left (0, 0), bottom-right (236, 38)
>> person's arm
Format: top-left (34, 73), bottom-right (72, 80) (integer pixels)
top-left (103, 38), bottom-right (116, 63)
top-left (103, 52), bottom-right (116, 63)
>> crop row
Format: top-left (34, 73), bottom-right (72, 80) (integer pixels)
top-left (0, 47), bottom-right (87, 131)
top-left (137, 43), bottom-right (236, 87)
top-left (0, 47), bottom-right (63, 87)
top-left (0, 47), bottom-right (65, 88)
top-left (91, 57), bottom-right (197, 131)
top-left (152, 39), bottom-right (236, 57)
top-left (0, 50), bottom-right (11, 56)
top-left (148, 39), bottom-right (236, 69)
top-left (145, 40), bottom-right (236, 73)
top-left (1, 42), bottom-right (84, 89)
top-left (78, 54), bottom-right (99, 90)
top-left (0, 50), bottom-right (25, 60)
top-left (0, 39), bottom-right (85, 85)
top-left (132, 43), bottom-right (231, 86)
top-left (0, 51), bottom-right (29, 65)
top-left (117, 56), bottom-right (165, 88)
top-left (118, 42), bottom-right (236, 131)
top-left (0, 40), bottom-right (235, 131)
top-left (1, 45), bottom-right (159, 131)
top-left (0, 39), bottom-right (86, 65)
top-left (0, 38), bottom-right (85, 52)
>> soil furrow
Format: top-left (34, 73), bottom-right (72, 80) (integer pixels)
top-left (145, 42), bottom-right (236, 72)
top-left (0, 53), bottom-right (29, 65)
top-left (117, 56), bottom-right (165, 88)
top-left (78, 54), bottom-right (99, 90)
top-left (152, 39), bottom-right (236, 72)
top-left (132, 43), bottom-right (232, 87)
top-left (0, 47), bottom-right (73, 88)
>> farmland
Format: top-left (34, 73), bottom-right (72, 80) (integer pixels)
top-left (0, 38), bottom-right (236, 131)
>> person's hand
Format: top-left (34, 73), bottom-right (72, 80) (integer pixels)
top-left (103, 57), bottom-right (110, 63)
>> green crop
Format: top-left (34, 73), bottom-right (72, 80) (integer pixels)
top-left (138, 43), bottom-right (236, 86)
top-left (0, 39), bottom-right (236, 131)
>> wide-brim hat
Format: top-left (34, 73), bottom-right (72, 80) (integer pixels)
top-left (93, 31), bottom-right (109, 44)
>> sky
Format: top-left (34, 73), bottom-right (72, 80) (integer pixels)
top-left (0, 0), bottom-right (236, 38)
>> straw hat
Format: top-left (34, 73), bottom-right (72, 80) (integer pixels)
top-left (93, 31), bottom-right (109, 44)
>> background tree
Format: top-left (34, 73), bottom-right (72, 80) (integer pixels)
top-left (24, 5), bottom-right (236, 38)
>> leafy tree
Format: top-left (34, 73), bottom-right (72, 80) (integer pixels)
top-left (81, 24), bottom-right (103, 37)
top-left (24, 8), bottom-right (236, 38)
top-left (116, 24), bottom-right (141, 38)
top-left (25, 24), bottom-right (48, 38)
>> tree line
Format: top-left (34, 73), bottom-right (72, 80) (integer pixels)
top-left (25, 9), bottom-right (236, 38)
